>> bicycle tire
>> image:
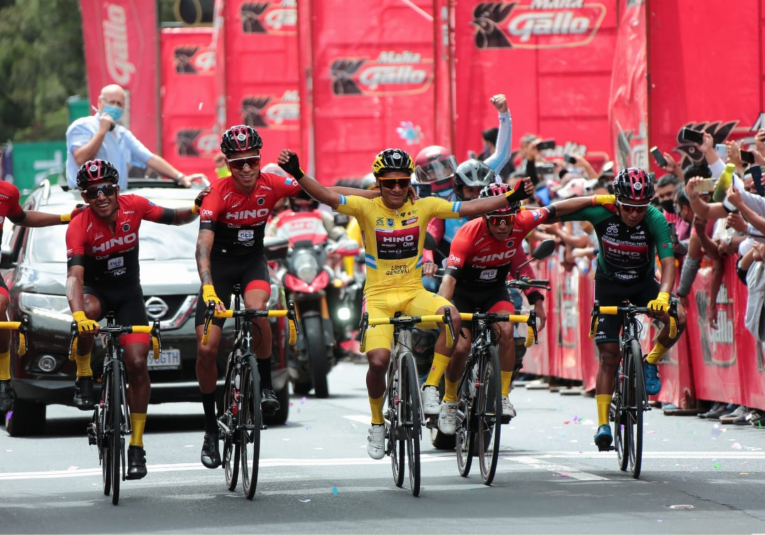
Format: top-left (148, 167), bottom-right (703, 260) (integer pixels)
top-left (98, 382), bottom-right (111, 496)
top-left (222, 357), bottom-right (240, 491)
top-left (613, 355), bottom-right (629, 472)
top-left (389, 366), bottom-right (405, 488)
top-left (110, 358), bottom-right (122, 505)
top-left (629, 339), bottom-right (645, 479)
top-left (402, 353), bottom-right (421, 497)
top-left (478, 347), bottom-right (502, 485)
top-left (456, 364), bottom-right (475, 477)
top-left (240, 355), bottom-right (261, 500)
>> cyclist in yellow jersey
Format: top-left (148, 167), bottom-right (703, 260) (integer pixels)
top-left (277, 147), bottom-right (535, 459)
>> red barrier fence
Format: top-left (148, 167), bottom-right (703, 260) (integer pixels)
top-left (525, 255), bottom-right (765, 412)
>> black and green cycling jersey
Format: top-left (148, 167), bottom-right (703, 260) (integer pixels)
top-left (561, 205), bottom-right (673, 282)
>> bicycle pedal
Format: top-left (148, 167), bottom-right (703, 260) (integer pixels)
top-left (260, 424), bottom-right (268, 430)
top-left (501, 415), bottom-right (512, 424)
top-left (597, 445), bottom-right (615, 452)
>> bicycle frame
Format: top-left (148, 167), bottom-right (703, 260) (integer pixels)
top-left (386, 326), bottom-right (422, 440)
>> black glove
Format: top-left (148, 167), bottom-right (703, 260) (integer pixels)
top-left (506, 178), bottom-right (532, 203)
top-left (279, 152), bottom-right (304, 180)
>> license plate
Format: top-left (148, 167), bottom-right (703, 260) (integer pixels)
top-left (148, 348), bottom-right (181, 370)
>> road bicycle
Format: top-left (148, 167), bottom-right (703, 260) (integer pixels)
top-left (71, 315), bottom-right (161, 506)
top-left (359, 309), bottom-right (458, 497)
top-left (202, 292), bottom-right (298, 500)
top-left (588, 299), bottom-right (678, 478)
top-left (0, 316), bottom-right (30, 410)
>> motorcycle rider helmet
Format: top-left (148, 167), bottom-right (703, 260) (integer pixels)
top-left (414, 145), bottom-right (457, 199)
top-left (220, 125), bottom-right (263, 155)
top-left (372, 148), bottom-right (415, 178)
top-left (479, 183), bottom-right (520, 215)
top-left (289, 193), bottom-right (319, 212)
top-left (613, 167), bottom-right (654, 203)
top-left (76, 159), bottom-right (119, 189)
top-left (453, 159), bottom-right (496, 201)
top-left (360, 172), bottom-right (377, 190)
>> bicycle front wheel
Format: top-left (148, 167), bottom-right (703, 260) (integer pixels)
top-left (98, 378), bottom-right (111, 496)
top-left (222, 356), bottom-right (240, 492)
top-left (477, 347), bottom-right (502, 485)
top-left (456, 365), bottom-right (475, 478)
top-left (628, 340), bottom-right (645, 479)
top-left (389, 369), bottom-right (405, 488)
top-left (110, 359), bottom-right (122, 505)
top-left (240, 355), bottom-right (262, 500)
top-left (402, 353), bottom-right (421, 497)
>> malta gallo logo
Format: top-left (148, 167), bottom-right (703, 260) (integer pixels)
top-left (173, 46), bottom-right (215, 75)
top-left (242, 90), bottom-right (299, 130)
top-left (241, 0), bottom-right (297, 35)
top-left (472, 0), bottom-right (607, 49)
top-left (176, 129), bottom-right (219, 157)
top-left (330, 51), bottom-right (434, 96)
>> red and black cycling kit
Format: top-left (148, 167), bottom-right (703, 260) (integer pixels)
top-left (66, 195), bottom-right (173, 344)
top-left (445, 207), bottom-right (553, 314)
top-left (196, 173), bottom-right (302, 327)
top-left (0, 182), bottom-right (28, 299)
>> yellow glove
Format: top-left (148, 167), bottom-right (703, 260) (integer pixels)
top-left (72, 311), bottom-right (100, 333)
top-left (592, 195), bottom-right (616, 206)
top-left (202, 285), bottom-right (223, 307)
top-left (647, 292), bottom-right (670, 313)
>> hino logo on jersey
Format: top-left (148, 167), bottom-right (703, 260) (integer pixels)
top-left (226, 209), bottom-right (270, 220)
top-left (471, 249), bottom-right (516, 264)
top-left (92, 232), bottom-right (137, 254)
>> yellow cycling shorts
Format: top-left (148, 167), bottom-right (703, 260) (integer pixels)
top-left (362, 288), bottom-right (454, 353)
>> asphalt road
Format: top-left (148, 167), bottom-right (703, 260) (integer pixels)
top-left (2, 362), bottom-right (765, 534)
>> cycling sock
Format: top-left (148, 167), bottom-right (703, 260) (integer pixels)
top-left (645, 342), bottom-right (668, 365)
top-left (369, 395), bottom-right (385, 425)
top-left (75, 352), bottom-right (93, 378)
top-left (0, 350), bottom-right (10, 381)
top-left (425, 352), bottom-right (450, 387)
top-left (257, 357), bottom-right (273, 390)
top-left (596, 394), bottom-right (612, 427)
top-left (501, 371), bottom-right (513, 398)
top-left (202, 391), bottom-right (218, 434)
top-left (130, 413), bottom-right (146, 447)
top-left (443, 379), bottom-right (459, 402)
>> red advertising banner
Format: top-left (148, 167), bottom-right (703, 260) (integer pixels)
top-left (608, 0), bottom-right (647, 171)
top-left (647, 0), bottom-right (764, 173)
top-left (523, 258), bottom-right (551, 377)
top-left (452, 0), bottom-right (618, 166)
top-left (160, 28), bottom-right (217, 176)
top-left (212, 0), bottom-right (228, 138)
top-left (578, 273), bottom-right (598, 392)
top-left (297, 0), bottom-right (315, 174)
top-left (223, 0), bottom-right (300, 166)
top-left (79, 0), bottom-right (159, 153)
top-left (555, 263), bottom-right (583, 380)
top-left (305, 0), bottom-right (440, 185)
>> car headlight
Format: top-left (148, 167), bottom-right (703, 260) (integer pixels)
top-left (293, 251), bottom-right (319, 284)
top-left (18, 292), bottom-right (73, 322)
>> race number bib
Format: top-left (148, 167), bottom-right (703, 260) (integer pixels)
top-left (107, 257), bottom-right (124, 270)
top-left (479, 269), bottom-right (498, 281)
top-left (238, 230), bottom-right (255, 241)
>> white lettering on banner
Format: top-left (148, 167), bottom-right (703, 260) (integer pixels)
top-left (708, 310), bottom-right (734, 352)
top-left (530, 0), bottom-right (584, 8)
top-left (226, 209), bottom-right (269, 220)
top-left (192, 51), bottom-right (215, 72)
top-left (281, 90), bottom-right (300, 102)
top-left (196, 134), bottom-right (219, 154)
top-left (267, 102), bottom-right (299, 125)
top-left (507, 12), bottom-right (590, 43)
top-left (359, 66), bottom-right (427, 90)
top-left (92, 233), bottom-right (137, 254)
top-left (103, 4), bottom-right (136, 85)
top-left (265, 8), bottom-right (297, 30)
top-left (376, 51), bottom-right (422, 64)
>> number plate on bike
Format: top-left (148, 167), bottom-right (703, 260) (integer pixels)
top-left (148, 348), bottom-right (181, 370)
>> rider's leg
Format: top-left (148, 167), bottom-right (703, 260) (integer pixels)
top-left (243, 285), bottom-right (273, 391)
top-left (122, 340), bottom-right (151, 446)
top-left (366, 348), bottom-right (392, 423)
top-left (595, 342), bottom-right (621, 427)
top-left (443, 329), bottom-right (471, 402)
top-left (196, 324), bottom-right (222, 432)
top-left (494, 318), bottom-right (515, 398)
top-left (0, 293), bottom-right (12, 412)
top-left (75, 294), bottom-right (104, 377)
top-left (646, 303), bottom-right (687, 364)
top-left (424, 304), bottom-right (462, 387)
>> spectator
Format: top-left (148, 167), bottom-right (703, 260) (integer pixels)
top-left (66, 84), bottom-right (206, 190)
top-left (478, 127), bottom-right (514, 179)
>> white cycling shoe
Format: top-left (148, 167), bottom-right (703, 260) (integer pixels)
top-left (367, 425), bottom-right (386, 460)
top-left (438, 401), bottom-right (459, 435)
top-left (501, 396), bottom-right (516, 422)
top-left (421, 385), bottom-right (441, 416)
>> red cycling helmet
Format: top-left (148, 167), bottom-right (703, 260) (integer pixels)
top-left (76, 159), bottom-right (119, 189)
top-left (414, 145), bottom-right (457, 197)
top-left (613, 167), bottom-right (654, 202)
top-left (478, 183), bottom-right (520, 215)
top-left (220, 125), bottom-right (263, 155)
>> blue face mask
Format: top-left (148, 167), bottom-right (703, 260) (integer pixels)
top-left (102, 104), bottom-right (123, 123)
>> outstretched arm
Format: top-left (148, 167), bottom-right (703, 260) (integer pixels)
top-left (458, 178), bottom-right (533, 218)
top-left (278, 150), bottom-right (341, 209)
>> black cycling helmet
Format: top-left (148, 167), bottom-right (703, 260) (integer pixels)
top-left (454, 159), bottom-right (496, 200)
top-left (613, 167), bottom-right (654, 202)
top-left (479, 183), bottom-right (520, 215)
top-left (220, 125), bottom-right (263, 155)
top-left (76, 159), bottom-right (119, 189)
top-left (372, 148), bottom-right (415, 178)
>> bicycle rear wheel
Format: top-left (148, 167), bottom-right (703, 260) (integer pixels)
top-left (456, 365), bottom-right (475, 477)
top-left (477, 347), bottom-right (502, 485)
top-left (389, 368), bottom-right (405, 488)
top-left (222, 357), bottom-right (240, 492)
top-left (240, 355), bottom-right (262, 500)
top-left (402, 353), bottom-right (421, 497)
top-left (110, 359), bottom-right (122, 505)
top-left (628, 340), bottom-right (645, 479)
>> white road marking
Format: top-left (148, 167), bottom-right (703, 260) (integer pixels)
top-left (504, 456), bottom-right (609, 481)
top-left (510, 451), bottom-right (765, 460)
top-left (343, 415), bottom-right (370, 425)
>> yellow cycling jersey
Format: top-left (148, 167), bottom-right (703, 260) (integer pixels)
top-left (336, 195), bottom-right (462, 296)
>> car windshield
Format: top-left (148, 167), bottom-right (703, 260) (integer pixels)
top-left (27, 219), bottom-right (198, 263)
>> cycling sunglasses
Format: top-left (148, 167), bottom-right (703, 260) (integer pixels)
top-left (487, 214), bottom-right (516, 226)
top-left (380, 178), bottom-right (411, 190)
top-left (227, 155), bottom-right (261, 170)
top-left (617, 200), bottom-right (650, 214)
top-left (84, 183), bottom-right (117, 199)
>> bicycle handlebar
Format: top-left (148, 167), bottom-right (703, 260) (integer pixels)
top-left (506, 278), bottom-right (551, 291)
top-left (0, 316), bottom-right (29, 356)
top-left (359, 308), bottom-right (458, 352)
top-left (589, 300), bottom-right (679, 340)
top-left (201, 300), bottom-right (299, 346)
top-left (67, 320), bottom-right (162, 360)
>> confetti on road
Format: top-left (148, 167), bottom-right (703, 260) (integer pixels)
top-left (669, 505), bottom-right (694, 510)
top-left (332, 486), bottom-right (339, 496)
top-left (301, 397), bottom-right (307, 405)
top-left (713, 463), bottom-right (721, 470)
top-left (646, 430), bottom-right (656, 434)
top-left (299, 498), bottom-right (311, 503)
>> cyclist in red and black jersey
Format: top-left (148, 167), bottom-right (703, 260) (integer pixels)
top-left (66, 159), bottom-right (199, 480)
top-left (195, 126), bottom-right (379, 469)
top-left (0, 183), bottom-right (80, 412)
top-left (437, 184), bottom-right (613, 433)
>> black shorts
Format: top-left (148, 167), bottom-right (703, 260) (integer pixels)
top-left (452, 285), bottom-right (515, 318)
top-left (84, 282), bottom-right (149, 345)
top-left (194, 254), bottom-right (271, 328)
top-left (593, 277), bottom-right (661, 344)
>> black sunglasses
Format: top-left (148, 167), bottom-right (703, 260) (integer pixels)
top-left (84, 184), bottom-right (117, 199)
top-left (380, 178), bottom-right (411, 190)
top-left (227, 155), bottom-right (261, 170)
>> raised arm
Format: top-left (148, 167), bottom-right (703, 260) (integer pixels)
top-left (484, 94), bottom-right (511, 174)
top-left (277, 150), bottom-right (341, 209)
top-left (686, 177), bottom-right (728, 220)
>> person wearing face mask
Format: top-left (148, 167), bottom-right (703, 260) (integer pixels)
top-left (66, 84), bottom-right (207, 191)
